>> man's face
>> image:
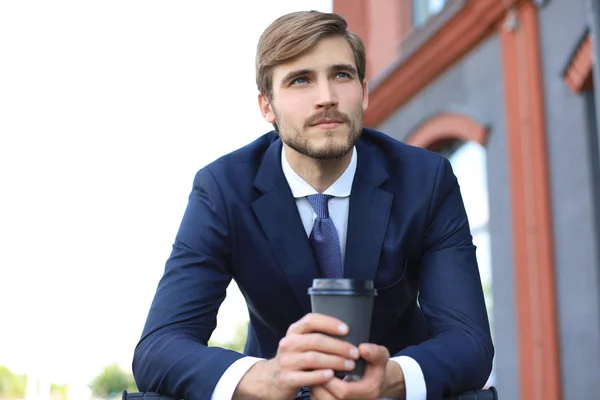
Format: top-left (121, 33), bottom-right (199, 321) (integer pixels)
top-left (259, 36), bottom-right (368, 160)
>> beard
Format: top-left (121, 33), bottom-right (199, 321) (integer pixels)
top-left (274, 107), bottom-right (363, 160)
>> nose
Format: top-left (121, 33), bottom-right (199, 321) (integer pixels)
top-left (315, 80), bottom-right (338, 109)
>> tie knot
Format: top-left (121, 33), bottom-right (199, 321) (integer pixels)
top-left (306, 194), bottom-right (333, 219)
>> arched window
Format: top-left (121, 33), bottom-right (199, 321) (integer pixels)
top-left (407, 112), bottom-right (494, 385)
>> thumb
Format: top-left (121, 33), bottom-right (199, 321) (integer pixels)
top-left (359, 344), bottom-right (389, 364)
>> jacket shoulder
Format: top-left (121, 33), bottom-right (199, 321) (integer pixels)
top-left (195, 131), bottom-right (279, 177)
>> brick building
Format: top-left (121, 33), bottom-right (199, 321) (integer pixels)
top-left (333, 0), bottom-right (600, 398)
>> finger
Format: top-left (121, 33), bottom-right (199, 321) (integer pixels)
top-left (279, 333), bottom-right (360, 360)
top-left (323, 348), bottom-right (388, 400)
top-left (276, 369), bottom-right (334, 389)
top-left (323, 377), bottom-right (355, 399)
top-left (359, 343), bottom-right (390, 365)
top-left (279, 350), bottom-right (356, 372)
top-left (324, 376), bottom-right (379, 400)
top-left (288, 313), bottom-right (349, 336)
top-left (311, 385), bottom-right (338, 400)
top-left (356, 344), bottom-right (389, 384)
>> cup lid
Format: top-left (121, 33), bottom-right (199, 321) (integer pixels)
top-left (307, 278), bottom-right (377, 295)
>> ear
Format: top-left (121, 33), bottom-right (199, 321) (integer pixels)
top-left (362, 80), bottom-right (369, 111)
top-left (258, 93), bottom-right (276, 124)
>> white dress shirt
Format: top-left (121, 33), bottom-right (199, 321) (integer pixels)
top-left (210, 147), bottom-right (427, 400)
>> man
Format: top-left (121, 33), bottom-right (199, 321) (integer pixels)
top-left (133, 10), bottom-right (494, 400)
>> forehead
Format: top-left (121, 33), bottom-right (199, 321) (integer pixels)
top-left (271, 36), bottom-right (356, 83)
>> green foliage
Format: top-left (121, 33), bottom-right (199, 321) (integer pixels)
top-left (88, 363), bottom-right (137, 398)
top-left (0, 365), bottom-right (26, 399)
top-left (51, 382), bottom-right (69, 399)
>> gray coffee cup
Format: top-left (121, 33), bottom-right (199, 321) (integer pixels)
top-left (307, 278), bottom-right (377, 379)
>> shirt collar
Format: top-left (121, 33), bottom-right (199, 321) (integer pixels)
top-left (281, 146), bottom-right (357, 199)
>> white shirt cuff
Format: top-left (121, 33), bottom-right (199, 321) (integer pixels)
top-left (390, 356), bottom-right (427, 400)
top-left (210, 356), bottom-right (264, 400)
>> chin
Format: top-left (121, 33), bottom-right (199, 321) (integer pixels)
top-left (312, 136), bottom-right (346, 149)
top-left (308, 142), bottom-right (353, 160)
top-left (313, 126), bottom-right (349, 139)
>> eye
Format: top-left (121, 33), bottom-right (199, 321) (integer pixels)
top-left (291, 77), bottom-right (309, 85)
top-left (335, 71), bottom-right (352, 79)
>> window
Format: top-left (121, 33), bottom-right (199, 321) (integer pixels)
top-left (443, 140), bottom-right (495, 387)
top-left (413, 0), bottom-right (447, 27)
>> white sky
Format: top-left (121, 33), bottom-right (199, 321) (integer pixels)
top-left (0, 0), bottom-right (491, 390)
top-left (0, 0), bottom-right (333, 387)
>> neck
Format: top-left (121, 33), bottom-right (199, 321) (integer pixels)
top-left (283, 145), bottom-right (353, 193)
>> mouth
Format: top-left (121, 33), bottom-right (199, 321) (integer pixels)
top-left (311, 118), bottom-right (344, 130)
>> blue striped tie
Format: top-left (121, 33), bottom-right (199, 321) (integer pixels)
top-left (306, 194), bottom-right (343, 278)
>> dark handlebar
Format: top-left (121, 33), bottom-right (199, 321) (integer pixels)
top-left (122, 386), bottom-right (498, 399)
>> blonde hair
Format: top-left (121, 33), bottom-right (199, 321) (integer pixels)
top-left (256, 10), bottom-right (366, 99)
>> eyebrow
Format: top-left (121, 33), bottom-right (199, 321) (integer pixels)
top-left (330, 63), bottom-right (358, 76)
top-left (280, 68), bottom-right (312, 86)
top-left (279, 63), bottom-right (358, 86)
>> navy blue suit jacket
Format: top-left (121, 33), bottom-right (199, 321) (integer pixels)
top-left (133, 129), bottom-right (494, 399)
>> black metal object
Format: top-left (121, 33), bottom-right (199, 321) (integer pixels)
top-left (446, 386), bottom-right (498, 400)
top-left (122, 386), bottom-right (498, 399)
top-left (122, 390), bottom-right (181, 400)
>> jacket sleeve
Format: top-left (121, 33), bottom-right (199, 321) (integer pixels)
top-left (394, 156), bottom-right (494, 399)
top-left (132, 167), bottom-right (245, 400)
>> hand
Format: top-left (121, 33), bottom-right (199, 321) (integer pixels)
top-left (311, 344), bottom-right (406, 400)
top-left (233, 313), bottom-right (360, 400)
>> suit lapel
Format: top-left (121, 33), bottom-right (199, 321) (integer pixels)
top-left (252, 139), bottom-right (319, 313)
top-left (251, 135), bottom-right (394, 309)
top-left (344, 140), bottom-right (393, 282)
